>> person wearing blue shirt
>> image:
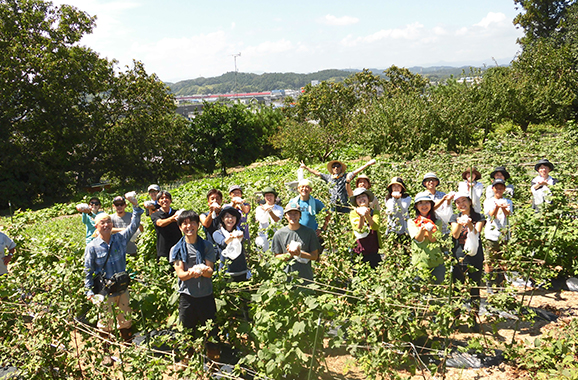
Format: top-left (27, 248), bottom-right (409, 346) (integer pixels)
top-left (84, 194), bottom-right (143, 343)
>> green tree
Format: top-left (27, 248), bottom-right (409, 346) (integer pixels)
top-left (0, 0), bottom-right (113, 208)
top-left (187, 102), bottom-right (277, 175)
top-left (0, 0), bottom-right (191, 209)
top-left (513, 0), bottom-right (574, 46)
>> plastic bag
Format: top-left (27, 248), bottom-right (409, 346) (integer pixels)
top-left (463, 230), bottom-right (479, 256)
top-left (222, 238), bottom-right (242, 260)
top-left (435, 203), bottom-right (453, 224)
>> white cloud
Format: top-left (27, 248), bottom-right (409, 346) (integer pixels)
top-left (341, 22), bottom-right (424, 46)
top-left (475, 12), bottom-right (507, 28)
top-left (231, 22), bottom-right (236, 29)
top-left (320, 14), bottom-right (359, 26)
top-left (244, 39), bottom-right (294, 55)
top-left (433, 26), bottom-right (447, 36)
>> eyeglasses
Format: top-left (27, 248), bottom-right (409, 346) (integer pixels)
top-left (332, 164), bottom-right (341, 168)
top-left (114, 203), bottom-right (126, 207)
top-left (90, 202), bottom-right (101, 206)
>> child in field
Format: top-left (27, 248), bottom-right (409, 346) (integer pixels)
top-left (349, 188), bottom-right (382, 269)
top-left (407, 192), bottom-right (445, 284)
top-left (483, 179), bottom-right (513, 293)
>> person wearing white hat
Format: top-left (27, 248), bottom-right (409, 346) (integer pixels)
top-left (407, 192), bottom-right (445, 284)
top-left (346, 173), bottom-right (380, 211)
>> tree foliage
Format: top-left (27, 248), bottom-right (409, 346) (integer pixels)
top-left (187, 102), bottom-right (280, 175)
top-left (0, 0), bottom-right (190, 209)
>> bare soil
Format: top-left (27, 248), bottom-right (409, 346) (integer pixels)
top-left (317, 287), bottom-right (578, 379)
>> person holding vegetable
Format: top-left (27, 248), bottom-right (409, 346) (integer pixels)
top-left (169, 210), bottom-right (218, 352)
top-left (84, 192), bottom-right (143, 343)
top-left (213, 206), bottom-right (250, 282)
top-left (483, 179), bottom-right (513, 293)
top-left (421, 172), bottom-right (454, 236)
top-left (485, 166), bottom-right (514, 199)
top-left (531, 158), bottom-right (558, 211)
top-left (384, 177), bottom-right (412, 237)
top-left (255, 186), bottom-right (284, 252)
top-left (346, 174), bottom-right (380, 211)
top-left (450, 192), bottom-right (486, 303)
top-left (300, 158), bottom-right (376, 213)
top-left (457, 167), bottom-right (484, 214)
top-left (408, 192), bottom-right (445, 284)
top-left (271, 202), bottom-right (321, 282)
top-left (349, 188), bottom-right (381, 268)
top-left (76, 197), bottom-right (104, 244)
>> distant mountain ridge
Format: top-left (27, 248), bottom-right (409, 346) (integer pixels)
top-left (166, 66), bottom-right (484, 96)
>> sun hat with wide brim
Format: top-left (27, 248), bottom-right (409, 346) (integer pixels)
top-left (534, 159), bottom-right (554, 172)
top-left (326, 160), bottom-right (347, 173)
top-left (414, 191), bottom-right (435, 205)
top-left (421, 172), bottom-right (440, 188)
top-left (461, 167), bottom-right (481, 181)
top-left (453, 192), bottom-right (471, 202)
top-left (490, 166), bottom-right (511, 180)
top-left (349, 188), bottom-right (375, 207)
top-left (387, 177), bottom-right (406, 191)
top-left (261, 186), bottom-right (277, 197)
top-left (228, 184), bottom-right (243, 194)
top-left (216, 206), bottom-right (242, 228)
top-left (355, 174), bottom-right (372, 188)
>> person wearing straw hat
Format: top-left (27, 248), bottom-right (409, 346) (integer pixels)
top-left (271, 202), bottom-right (321, 281)
top-left (483, 179), bottom-right (513, 293)
top-left (346, 173), bottom-right (380, 211)
top-left (531, 158), bottom-right (558, 211)
top-left (349, 188), bottom-right (382, 269)
top-left (408, 192), bottom-right (445, 284)
top-left (422, 172), bottom-right (454, 236)
top-left (255, 186), bottom-right (284, 252)
top-left (457, 167), bottom-right (484, 214)
top-left (385, 177), bottom-right (412, 236)
top-left (300, 158), bottom-right (376, 213)
top-left (485, 166), bottom-right (514, 199)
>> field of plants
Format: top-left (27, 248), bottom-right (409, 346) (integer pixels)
top-left (1, 125), bottom-right (578, 379)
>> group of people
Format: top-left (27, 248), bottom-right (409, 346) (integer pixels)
top-left (77, 157), bottom-right (558, 349)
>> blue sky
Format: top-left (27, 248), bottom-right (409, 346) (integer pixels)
top-left (53, 0), bottom-right (525, 83)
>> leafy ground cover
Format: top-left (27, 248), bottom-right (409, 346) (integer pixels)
top-left (1, 125), bottom-right (578, 379)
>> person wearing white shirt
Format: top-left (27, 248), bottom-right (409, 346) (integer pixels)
top-left (483, 179), bottom-right (513, 293)
top-left (457, 167), bottom-right (484, 214)
top-left (531, 159), bottom-right (558, 211)
top-left (255, 186), bottom-right (284, 252)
